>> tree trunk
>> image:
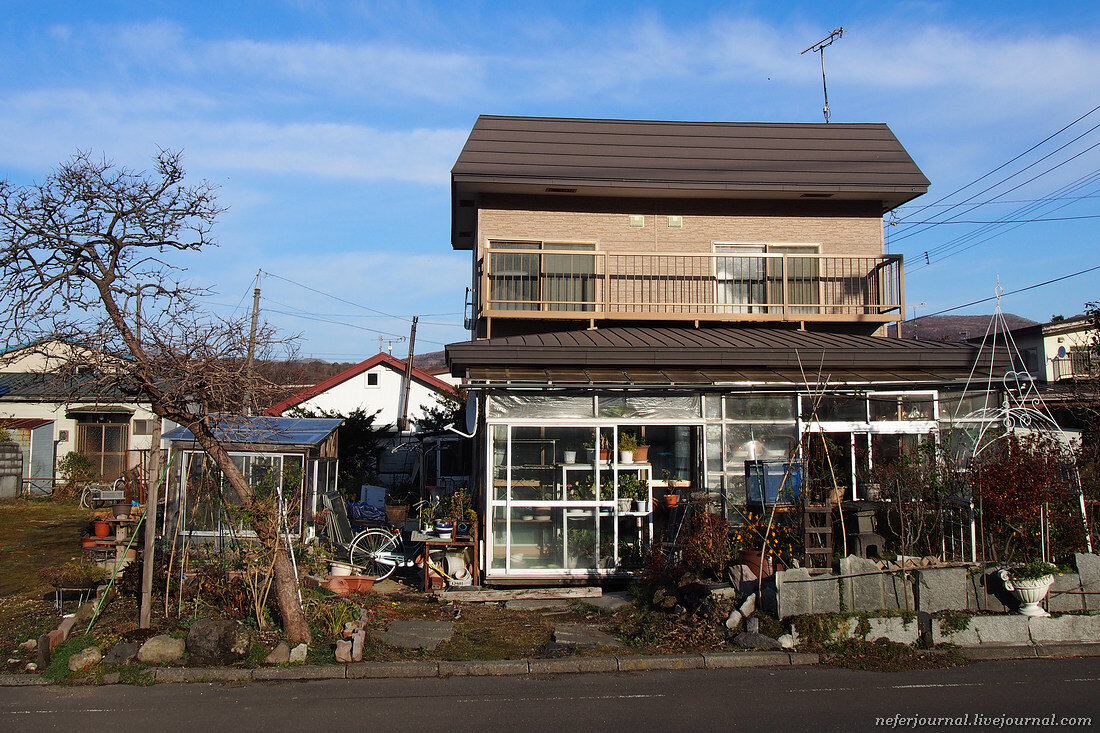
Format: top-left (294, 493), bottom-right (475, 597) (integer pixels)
top-left (181, 416), bottom-right (312, 645)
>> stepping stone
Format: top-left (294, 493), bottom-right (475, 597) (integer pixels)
top-left (582, 591), bottom-right (634, 611)
top-left (374, 620), bottom-right (454, 650)
top-left (550, 624), bottom-right (622, 649)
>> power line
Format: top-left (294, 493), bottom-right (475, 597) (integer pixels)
top-left (260, 295), bottom-right (463, 328)
top-left (261, 269), bottom-right (407, 321)
top-left (895, 103), bottom-right (1100, 223)
top-left (262, 305), bottom-right (450, 347)
top-left (919, 264), bottom-right (1100, 318)
top-left (894, 214), bottom-right (1100, 225)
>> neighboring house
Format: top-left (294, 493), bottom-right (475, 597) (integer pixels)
top-left (163, 416), bottom-right (341, 542)
top-left (993, 315), bottom-right (1097, 383)
top-left (0, 340), bottom-right (162, 491)
top-left (887, 314), bottom-right (1038, 342)
top-left (444, 116), bottom-right (1006, 580)
top-left (266, 352), bottom-right (458, 430)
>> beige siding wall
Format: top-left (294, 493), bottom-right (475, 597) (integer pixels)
top-left (477, 208), bottom-right (884, 258)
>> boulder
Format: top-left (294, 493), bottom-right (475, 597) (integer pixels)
top-left (264, 642), bottom-right (290, 665)
top-left (733, 632), bottom-right (783, 650)
top-left (67, 646), bottom-right (102, 672)
top-left (290, 643), bottom-right (309, 664)
top-left (777, 634), bottom-right (795, 649)
top-left (72, 602), bottom-right (98, 627)
top-left (137, 635), bottom-right (185, 665)
top-left (186, 619), bottom-right (251, 666)
top-left (335, 640), bottom-right (353, 663)
top-left (103, 642), bottom-right (140, 665)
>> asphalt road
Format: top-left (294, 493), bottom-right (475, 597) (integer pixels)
top-left (1, 657), bottom-right (1097, 732)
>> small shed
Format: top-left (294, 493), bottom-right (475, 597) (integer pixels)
top-left (163, 416), bottom-right (342, 543)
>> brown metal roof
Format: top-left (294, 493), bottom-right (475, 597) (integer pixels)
top-left (446, 326), bottom-right (1006, 382)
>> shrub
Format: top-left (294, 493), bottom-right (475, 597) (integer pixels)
top-left (679, 511), bottom-right (733, 580)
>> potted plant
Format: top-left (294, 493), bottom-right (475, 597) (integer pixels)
top-left (633, 433), bottom-right (649, 463)
top-left (582, 441), bottom-right (596, 463)
top-left (385, 487), bottom-right (412, 524)
top-left (618, 432), bottom-right (637, 464)
top-left (599, 433), bottom-right (612, 462)
top-left (562, 446), bottom-right (577, 464)
top-left (1000, 560), bottom-right (1058, 616)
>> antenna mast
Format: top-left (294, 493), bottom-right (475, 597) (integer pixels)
top-left (801, 28), bottom-right (845, 123)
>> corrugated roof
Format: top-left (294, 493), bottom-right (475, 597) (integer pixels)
top-left (0, 417), bottom-right (52, 429)
top-left (447, 326), bottom-right (1007, 377)
top-left (163, 416), bottom-right (343, 446)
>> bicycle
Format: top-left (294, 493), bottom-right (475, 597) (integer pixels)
top-left (345, 499), bottom-right (439, 580)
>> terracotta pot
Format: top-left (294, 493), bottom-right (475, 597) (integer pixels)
top-left (599, 449), bottom-right (610, 462)
top-left (737, 549), bottom-right (784, 579)
top-left (93, 521), bottom-right (111, 538)
top-left (664, 494), bottom-right (679, 508)
top-left (634, 445), bottom-right (650, 462)
top-left (81, 537), bottom-right (97, 548)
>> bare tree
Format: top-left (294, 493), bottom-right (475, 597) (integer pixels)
top-left (0, 150), bottom-right (311, 643)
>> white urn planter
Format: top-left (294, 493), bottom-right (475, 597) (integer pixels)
top-left (617, 498), bottom-right (633, 514)
top-left (999, 569), bottom-right (1054, 617)
top-left (563, 450), bottom-right (577, 464)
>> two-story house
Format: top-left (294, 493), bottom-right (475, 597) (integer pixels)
top-left (444, 116), bottom-right (1003, 581)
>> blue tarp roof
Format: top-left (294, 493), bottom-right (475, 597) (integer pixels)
top-left (163, 416), bottom-right (343, 446)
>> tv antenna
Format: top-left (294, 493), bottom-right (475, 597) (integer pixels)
top-left (801, 28), bottom-right (845, 123)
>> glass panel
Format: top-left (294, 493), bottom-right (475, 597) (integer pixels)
top-left (598, 394), bottom-right (700, 419)
top-left (102, 425), bottom-right (125, 453)
top-left (704, 394), bottom-right (721, 419)
top-left (492, 507), bottom-right (507, 570)
top-left (643, 425), bottom-right (695, 482)
top-left (600, 512), bottom-right (618, 569)
top-left (724, 395), bottom-right (795, 421)
top-left (869, 395), bottom-right (934, 421)
top-left (565, 509), bottom-right (597, 570)
top-left (510, 426), bottom-right (596, 502)
top-left (510, 507), bottom-right (564, 569)
top-left (939, 390), bottom-right (999, 419)
top-left (488, 394), bottom-right (594, 419)
top-left (715, 245), bottom-right (767, 313)
top-left (490, 250), bottom-right (539, 311)
top-left (706, 425), bottom-right (723, 474)
top-left (804, 394), bottom-right (867, 422)
top-left (544, 248), bottom-right (596, 313)
top-left (492, 425), bottom-right (508, 501)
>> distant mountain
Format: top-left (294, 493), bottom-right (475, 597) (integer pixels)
top-left (887, 314), bottom-right (1039, 342)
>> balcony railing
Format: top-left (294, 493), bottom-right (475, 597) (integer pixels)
top-left (479, 249), bottom-right (903, 324)
top-left (1052, 352), bottom-right (1097, 381)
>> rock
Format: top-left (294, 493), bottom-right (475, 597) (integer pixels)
top-left (67, 646), bottom-right (102, 672)
top-left (19, 639), bottom-right (36, 651)
top-left (550, 624), bottom-right (622, 649)
top-left (374, 619), bottom-right (454, 651)
top-left (7, 658), bottom-right (18, 665)
top-left (290, 643), bottom-right (309, 664)
top-left (678, 572), bottom-right (700, 589)
top-left (264, 642), bottom-right (290, 665)
top-left (351, 630), bottom-right (364, 662)
top-left (916, 566), bottom-right (968, 612)
top-left (724, 610), bottom-right (743, 631)
top-left (103, 642), bottom-right (140, 665)
top-left (652, 587), bottom-right (677, 611)
top-left (708, 586), bottom-right (738, 600)
top-left (739, 594), bottom-right (756, 618)
top-left (102, 672), bottom-right (120, 685)
top-left (24, 663), bottom-right (37, 672)
top-left (733, 632), bottom-right (784, 650)
top-left (746, 616), bottom-right (759, 634)
top-left (777, 634), bottom-right (795, 649)
top-left (186, 619), bottom-right (251, 666)
top-left (728, 564), bottom-right (759, 594)
top-left (334, 640), bottom-right (353, 663)
top-left (137, 635), bottom-right (185, 664)
top-left (72, 602), bottom-right (97, 626)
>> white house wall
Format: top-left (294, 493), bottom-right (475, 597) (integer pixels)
top-left (295, 364), bottom-right (451, 429)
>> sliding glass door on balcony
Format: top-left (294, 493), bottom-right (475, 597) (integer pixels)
top-left (488, 241), bottom-right (595, 312)
top-left (714, 244), bottom-right (766, 313)
top-left (714, 244), bottom-right (822, 314)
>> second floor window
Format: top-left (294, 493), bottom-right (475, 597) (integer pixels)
top-left (488, 241), bottom-right (596, 312)
top-left (714, 243), bottom-right (821, 314)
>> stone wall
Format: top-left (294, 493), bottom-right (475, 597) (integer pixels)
top-left (774, 554), bottom-right (1100, 619)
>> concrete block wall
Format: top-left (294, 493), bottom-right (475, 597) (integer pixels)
top-left (0, 443), bottom-right (21, 498)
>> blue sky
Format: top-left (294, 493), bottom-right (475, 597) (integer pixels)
top-left (2, 1), bottom-right (1098, 359)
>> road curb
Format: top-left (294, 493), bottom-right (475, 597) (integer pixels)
top-left (8, 643), bottom-right (1096, 686)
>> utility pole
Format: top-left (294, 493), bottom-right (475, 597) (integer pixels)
top-left (245, 271), bottom-right (261, 415)
top-left (801, 28), bottom-right (845, 123)
top-left (399, 317), bottom-right (418, 432)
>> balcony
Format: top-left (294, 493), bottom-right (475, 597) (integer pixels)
top-left (478, 249), bottom-right (903, 326)
top-left (1052, 352), bottom-right (1097, 381)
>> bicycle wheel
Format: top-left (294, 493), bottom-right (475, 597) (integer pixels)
top-left (348, 529), bottom-right (401, 581)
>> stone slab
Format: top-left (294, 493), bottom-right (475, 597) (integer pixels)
top-left (883, 573), bottom-right (917, 613)
top-left (966, 571), bottom-right (1010, 613)
top-left (0, 674), bottom-right (47, 686)
top-left (702, 651), bottom-right (789, 668)
top-left (617, 654), bottom-right (704, 671)
top-left (1047, 574), bottom-right (1085, 613)
top-left (439, 660), bottom-right (529, 677)
top-left (1075, 553), bottom-right (1100, 612)
top-left (839, 556), bottom-right (886, 612)
top-left (551, 624), bottom-right (622, 649)
top-left (505, 600), bottom-right (573, 610)
top-left (933, 614), bottom-right (1030, 646)
top-left (374, 620), bottom-right (454, 651)
top-left (788, 652), bottom-right (820, 665)
top-left (916, 567), bottom-right (968, 612)
top-left (528, 657), bottom-right (618, 675)
top-left (252, 664), bottom-right (345, 681)
top-left (1027, 615), bottom-right (1100, 644)
top-left (580, 591), bottom-right (634, 611)
top-left (347, 661), bottom-right (439, 679)
top-left (864, 617), bottom-right (919, 644)
top-left (178, 667), bottom-right (254, 683)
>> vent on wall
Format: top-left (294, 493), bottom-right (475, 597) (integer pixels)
top-left (800, 193), bottom-right (834, 198)
top-left (545, 187), bottom-right (577, 193)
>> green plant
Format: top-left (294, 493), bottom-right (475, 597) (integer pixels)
top-left (1007, 560), bottom-right (1058, 581)
top-left (569, 527), bottom-right (596, 559)
top-left (57, 452), bottom-right (96, 484)
top-left (937, 610), bottom-right (972, 634)
top-left (618, 473), bottom-right (644, 501)
top-left (619, 432), bottom-right (638, 453)
top-left (570, 474), bottom-right (595, 501)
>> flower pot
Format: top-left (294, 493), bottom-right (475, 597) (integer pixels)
top-left (81, 536), bottom-right (97, 548)
top-left (619, 450), bottom-right (634, 464)
top-left (1000, 570), bottom-right (1054, 616)
top-left (435, 522), bottom-right (454, 541)
top-left (599, 449), bottom-right (610, 462)
top-left (93, 521), bottom-right (111, 538)
top-left (113, 502), bottom-right (131, 519)
top-left (664, 494), bottom-right (679, 508)
top-left (737, 549), bottom-right (782, 579)
top-left (634, 445), bottom-right (649, 462)
top-left (634, 499), bottom-right (647, 513)
top-left (329, 560), bottom-right (355, 577)
top-left (617, 498), bottom-right (633, 514)
top-left (563, 450), bottom-right (577, 464)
